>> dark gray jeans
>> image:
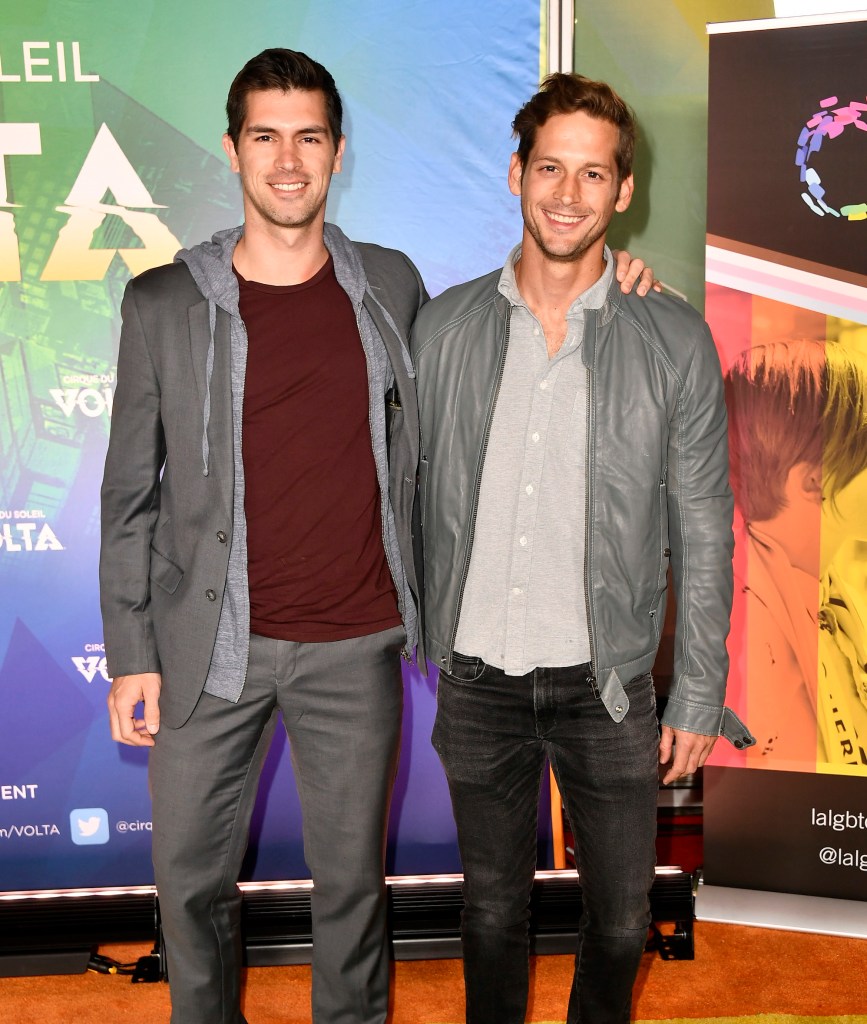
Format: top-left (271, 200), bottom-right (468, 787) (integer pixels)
top-left (150, 626), bottom-right (405, 1024)
top-left (433, 657), bottom-right (659, 1024)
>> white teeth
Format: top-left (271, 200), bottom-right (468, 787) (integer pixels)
top-left (272, 182), bottom-right (305, 192)
top-left (547, 211), bottom-right (582, 224)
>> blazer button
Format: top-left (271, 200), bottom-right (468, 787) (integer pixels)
top-left (206, 589), bottom-right (217, 601)
top-left (663, 547), bottom-right (671, 557)
top-left (216, 531), bottom-right (227, 543)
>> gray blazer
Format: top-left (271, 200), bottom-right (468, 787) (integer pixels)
top-left (100, 232), bottom-right (425, 729)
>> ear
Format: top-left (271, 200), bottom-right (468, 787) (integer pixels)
top-left (790, 461), bottom-right (823, 504)
top-left (222, 133), bottom-right (240, 173)
top-left (508, 152), bottom-right (523, 197)
top-left (332, 134), bottom-right (346, 174)
top-left (615, 173), bottom-right (634, 213)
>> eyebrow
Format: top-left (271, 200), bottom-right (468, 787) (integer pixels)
top-left (244, 124), bottom-right (329, 136)
top-left (533, 155), bottom-right (612, 169)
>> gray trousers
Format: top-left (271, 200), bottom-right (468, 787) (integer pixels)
top-left (149, 626), bottom-right (406, 1024)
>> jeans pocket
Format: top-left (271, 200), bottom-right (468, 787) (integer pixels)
top-left (442, 651), bottom-right (486, 683)
top-left (625, 670), bottom-right (658, 716)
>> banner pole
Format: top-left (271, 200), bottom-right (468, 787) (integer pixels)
top-left (546, 0), bottom-right (575, 75)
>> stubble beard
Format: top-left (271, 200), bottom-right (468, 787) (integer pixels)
top-left (245, 179), bottom-right (325, 232)
top-left (525, 211), bottom-right (608, 265)
top-left (522, 188), bottom-right (616, 264)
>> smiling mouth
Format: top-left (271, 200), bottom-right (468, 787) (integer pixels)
top-left (544, 210), bottom-right (586, 225)
top-left (270, 182), bottom-right (306, 193)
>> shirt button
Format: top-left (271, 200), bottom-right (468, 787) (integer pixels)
top-left (519, 536), bottom-right (527, 546)
top-left (533, 328), bottom-right (540, 336)
top-left (216, 530), bottom-right (227, 543)
top-left (511, 587), bottom-right (522, 595)
top-left (532, 432), bottom-right (540, 443)
top-left (615, 705), bottom-right (624, 714)
top-left (206, 589), bottom-right (217, 601)
top-left (539, 381), bottom-right (548, 390)
top-left (525, 484), bottom-right (534, 495)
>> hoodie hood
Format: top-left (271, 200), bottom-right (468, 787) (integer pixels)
top-left (170, 222), bottom-right (380, 479)
top-left (175, 222), bottom-right (366, 310)
top-left (174, 227), bottom-right (243, 478)
top-left (323, 222), bottom-right (367, 307)
top-left (175, 226), bottom-right (242, 312)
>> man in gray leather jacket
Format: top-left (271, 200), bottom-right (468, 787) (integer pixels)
top-left (411, 73), bottom-right (754, 1024)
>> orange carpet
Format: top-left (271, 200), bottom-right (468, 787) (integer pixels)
top-left (0, 923), bottom-right (865, 1023)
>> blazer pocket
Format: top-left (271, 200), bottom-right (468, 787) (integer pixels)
top-left (150, 546), bottom-right (184, 595)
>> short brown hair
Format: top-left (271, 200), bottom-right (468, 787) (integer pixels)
top-left (226, 48), bottom-right (343, 148)
top-left (512, 73), bottom-right (636, 183)
top-left (725, 340), bottom-right (867, 522)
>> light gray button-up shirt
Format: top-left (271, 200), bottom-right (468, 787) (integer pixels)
top-left (454, 244), bottom-right (614, 676)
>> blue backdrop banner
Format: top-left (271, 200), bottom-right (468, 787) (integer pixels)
top-left (0, 0), bottom-right (541, 891)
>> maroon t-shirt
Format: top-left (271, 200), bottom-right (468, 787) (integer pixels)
top-left (238, 257), bottom-right (400, 642)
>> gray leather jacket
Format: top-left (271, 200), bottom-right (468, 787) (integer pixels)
top-left (411, 268), bottom-right (754, 748)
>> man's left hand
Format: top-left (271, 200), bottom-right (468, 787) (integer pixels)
top-left (612, 249), bottom-right (661, 296)
top-left (658, 726), bottom-right (717, 785)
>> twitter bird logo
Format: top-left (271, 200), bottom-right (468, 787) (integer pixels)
top-left (70, 808), bottom-right (110, 845)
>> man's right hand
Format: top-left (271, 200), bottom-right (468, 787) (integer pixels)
top-left (107, 672), bottom-right (162, 746)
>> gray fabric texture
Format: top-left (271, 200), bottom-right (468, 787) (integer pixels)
top-left (455, 246), bottom-right (613, 673)
top-left (412, 265), bottom-right (753, 746)
top-left (149, 626), bottom-right (405, 1024)
top-left (174, 224), bottom-right (416, 703)
top-left (100, 225), bottom-right (424, 730)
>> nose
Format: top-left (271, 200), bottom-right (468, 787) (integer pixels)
top-left (275, 142), bottom-right (301, 171)
top-left (554, 178), bottom-right (579, 206)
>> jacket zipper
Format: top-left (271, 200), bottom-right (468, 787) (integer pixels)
top-left (446, 308), bottom-right (512, 667)
top-left (583, 357), bottom-right (599, 690)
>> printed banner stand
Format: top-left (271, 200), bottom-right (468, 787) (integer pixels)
top-left (696, 876), bottom-right (867, 938)
top-left (699, 11), bottom-right (867, 929)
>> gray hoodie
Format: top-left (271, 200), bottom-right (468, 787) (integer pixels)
top-left (175, 223), bottom-right (417, 703)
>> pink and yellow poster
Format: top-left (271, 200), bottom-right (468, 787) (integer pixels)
top-left (703, 13), bottom-right (867, 902)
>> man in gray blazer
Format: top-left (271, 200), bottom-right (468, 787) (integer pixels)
top-left (100, 49), bottom-right (425, 1024)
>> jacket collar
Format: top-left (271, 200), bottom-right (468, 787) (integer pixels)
top-left (581, 277), bottom-right (627, 368)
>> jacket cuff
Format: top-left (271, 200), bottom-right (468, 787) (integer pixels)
top-left (104, 645), bottom-right (161, 681)
top-left (662, 697), bottom-right (756, 749)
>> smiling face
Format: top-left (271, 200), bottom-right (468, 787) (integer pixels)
top-left (221, 87), bottom-right (344, 237)
top-left (508, 109), bottom-right (633, 265)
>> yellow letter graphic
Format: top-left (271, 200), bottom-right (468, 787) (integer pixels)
top-left (0, 123), bottom-right (41, 281)
top-left (42, 124), bottom-right (180, 280)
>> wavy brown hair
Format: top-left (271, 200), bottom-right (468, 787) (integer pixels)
top-left (512, 73), bottom-right (636, 183)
